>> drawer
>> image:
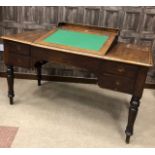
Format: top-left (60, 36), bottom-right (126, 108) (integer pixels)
top-left (6, 53), bottom-right (30, 68)
top-left (5, 41), bottom-right (30, 56)
top-left (98, 73), bottom-right (135, 94)
top-left (100, 61), bottom-right (138, 78)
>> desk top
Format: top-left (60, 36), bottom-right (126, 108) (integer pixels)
top-left (42, 29), bottom-right (108, 51)
top-left (33, 23), bottom-right (118, 56)
top-left (1, 23), bottom-right (153, 67)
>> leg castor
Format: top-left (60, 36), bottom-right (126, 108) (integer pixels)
top-left (9, 97), bottom-right (14, 105)
top-left (125, 135), bottom-right (130, 144)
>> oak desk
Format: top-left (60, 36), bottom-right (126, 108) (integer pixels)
top-left (1, 23), bottom-right (153, 144)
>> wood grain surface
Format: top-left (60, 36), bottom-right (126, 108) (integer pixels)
top-left (1, 28), bottom-right (152, 67)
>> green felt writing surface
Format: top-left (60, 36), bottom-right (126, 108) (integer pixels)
top-left (43, 29), bottom-right (109, 51)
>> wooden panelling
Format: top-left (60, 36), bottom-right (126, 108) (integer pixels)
top-left (83, 7), bottom-right (101, 26)
top-left (99, 7), bottom-right (123, 28)
top-left (0, 6), bottom-right (155, 84)
top-left (61, 6), bottom-right (83, 23)
top-left (0, 26), bottom-right (3, 36)
top-left (141, 7), bottom-right (155, 33)
top-left (2, 6), bottom-right (20, 22)
top-left (41, 7), bottom-right (59, 27)
top-left (0, 7), bottom-right (2, 22)
top-left (1, 27), bottom-right (18, 35)
top-left (120, 7), bottom-right (144, 43)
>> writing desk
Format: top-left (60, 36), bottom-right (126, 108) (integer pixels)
top-left (1, 23), bottom-right (153, 143)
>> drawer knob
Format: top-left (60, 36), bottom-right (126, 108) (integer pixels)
top-left (17, 46), bottom-right (21, 51)
top-left (118, 67), bottom-right (125, 73)
top-left (116, 81), bottom-right (120, 86)
top-left (17, 59), bottom-right (22, 63)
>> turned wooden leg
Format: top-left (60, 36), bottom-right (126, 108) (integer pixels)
top-left (36, 63), bottom-right (42, 86)
top-left (125, 96), bottom-right (140, 144)
top-left (7, 65), bottom-right (14, 105)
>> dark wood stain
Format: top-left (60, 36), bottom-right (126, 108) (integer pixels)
top-left (0, 6), bottom-right (155, 85)
top-left (1, 22), bottom-right (153, 143)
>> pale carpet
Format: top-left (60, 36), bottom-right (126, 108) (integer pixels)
top-left (0, 78), bottom-right (155, 147)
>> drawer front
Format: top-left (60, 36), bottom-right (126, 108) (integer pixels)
top-left (5, 41), bottom-right (30, 56)
top-left (31, 46), bottom-right (101, 74)
top-left (100, 61), bottom-right (138, 78)
top-left (98, 73), bottom-right (135, 94)
top-left (6, 53), bottom-right (30, 68)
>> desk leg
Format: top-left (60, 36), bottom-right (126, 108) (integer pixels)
top-left (125, 96), bottom-right (140, 143)
top-left (7, 65), bottom-right (14, 105)
top-left (36, 62), bottom-right (42, 86)
top-left (35, 61), bottom-right (47, 86)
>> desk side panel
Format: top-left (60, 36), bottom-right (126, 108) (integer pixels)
top-left (3, 40), bottom-right (31, 68)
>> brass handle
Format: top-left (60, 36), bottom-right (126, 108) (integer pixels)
top-left (115, 81), bottom-right (120, 86)
top-left (118, 67), bottom-right (125, 73)
top-left (17, 59), bottom-right (21, 64)
top-left (17, 46), bottom-right (21, 51)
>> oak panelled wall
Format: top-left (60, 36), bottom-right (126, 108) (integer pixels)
top-left (0, 6), bottom-right (155, 83)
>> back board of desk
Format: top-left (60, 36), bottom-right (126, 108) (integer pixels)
top-left (34, 22), bottom-right (119, 57)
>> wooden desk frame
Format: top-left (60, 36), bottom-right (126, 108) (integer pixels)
top-left (1, 22), bottom-right (153, 144)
